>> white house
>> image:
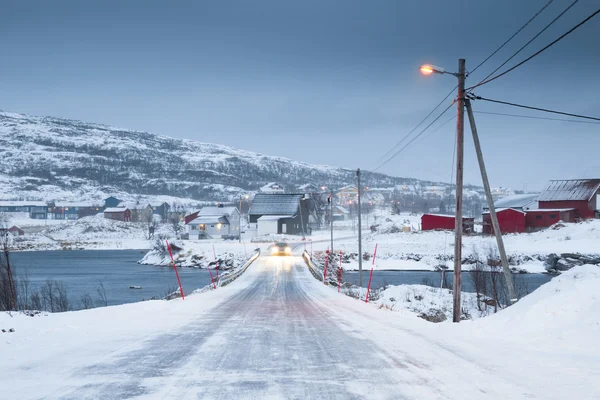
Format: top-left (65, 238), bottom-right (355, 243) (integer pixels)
top-left (259, 182), bottom-right (285, 194)
top-left (187, 206), bottom-right (240, 239)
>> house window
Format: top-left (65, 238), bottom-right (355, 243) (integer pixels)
top-left (550, 214), bottom-right (557, 219)
top-left (535, 215), bottom-right (542, 220)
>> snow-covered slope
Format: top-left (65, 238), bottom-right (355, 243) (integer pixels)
top-left (0, 110), bottom-right (418, 202)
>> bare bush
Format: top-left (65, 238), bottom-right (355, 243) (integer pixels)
top-left (96, 280), bottom-right (108, 307)
top-left (79, 293), bottom-right (94, 310)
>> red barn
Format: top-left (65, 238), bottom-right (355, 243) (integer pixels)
top-left (103, 207), bottom-right (131, 222)
top-left (525, 208), bottom-right (575, 231)
top-left (538, 179), bottom-right (600, 220)
top-left (482, 208), bottom-right (526, 234)
top-left (421, 214), bottom-right (474, 233)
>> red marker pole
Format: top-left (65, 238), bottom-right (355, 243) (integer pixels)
top-left (338, 251), bottom-right (342, 293)
top-left (365, 244), bottom-right (378, 303)
top-left (208, 266), bottom-right (216, 289)
top-left (324, 250), bottom-right (329, 283)
top-left (166, 240), bottom-right (185, 300)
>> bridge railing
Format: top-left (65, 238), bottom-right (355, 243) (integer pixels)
top-left (302, 250), bottom-right (323, 282)
top-left (217, 249), bottom-right (261, 287)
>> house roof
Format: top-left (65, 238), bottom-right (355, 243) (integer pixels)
top-left (422, 213), bottom-right (474, 219)
top-left (334, 205), bottom-right (349, 214)
top-left (189, 216), bottom-right (227, 225)
top-left (104, 207), bottom-right (128, 213)
top-left (526, 208), bottom-right (575, 212)
top-left (489, 194), bottom-right (539, 209)
top-left (0, 201), bottom-right (47, 207)
top-left (538, 179), bottom-right (600, 202)
top-left (199, 206), bottom-right (237, 217)
top-left (257, 215), bottom-right (294, 221)
top-left (249, 194), bottom-right (302, 216)
top-left (482, 208), bottom-right (526, 215)
top-left (55, 202), bottom-right (97, 208)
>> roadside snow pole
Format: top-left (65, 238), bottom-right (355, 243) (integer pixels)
top-left (324, 250), bottom-right (329, 283)
top-left (165, 240), bottom-right (185, 300)
top-left (310, 239), bottom-right (313, 258)
top-left (338, 251), bottom-right (342, 293)
top-left (208, 266), bottom-right (216, 289)
top-left (365, 244), bottom-right (378, 303)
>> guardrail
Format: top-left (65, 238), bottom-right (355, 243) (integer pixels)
top-left (302, 250), bottom-right (323, 282)
top-left (217, 249), bottom-right (261, 287)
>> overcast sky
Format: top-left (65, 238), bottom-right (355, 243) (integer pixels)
top-left (1, 0), bottom-right (599, 191)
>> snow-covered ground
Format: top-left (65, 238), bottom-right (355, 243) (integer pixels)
top-left (1, 256), bottom-right (598, 399)
top-left (311, 213), bottom-right (600, 273)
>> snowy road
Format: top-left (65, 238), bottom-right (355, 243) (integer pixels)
top-left (18, 254), bottom-right (584, 399)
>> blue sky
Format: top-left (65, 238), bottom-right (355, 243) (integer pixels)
top-left (1, 0), bottom-right (599, 190)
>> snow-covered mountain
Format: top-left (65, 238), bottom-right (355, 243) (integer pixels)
top-left (0, 110), bottom-right (428, 202)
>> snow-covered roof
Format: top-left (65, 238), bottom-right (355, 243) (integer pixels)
top-left (423, 213), bottom-right (473, 219)
top-left (538, 179), bottom-right (600, 202)
top-left (118, 202), bottom-right (150, 210)
top-left (249, 194), bottom-right (302, 216)
top-left (54, 202), bottom-right (98, 208)
top-left (482, 208), bottom-right (526, 215)
top-left (526, 208), bottom-right (575, 212)
top-left (492, 194), bottom-right (539, 209)
top-left (257, 215), bottom-right (294, 221)
top-left (104, 207), bottom-right (128, 213)
top-left (259, 182), bottom-right (285, 193)
top-left (189, 216), bottom-right (227, 225)
top-left (334, 205), bottom-right (349, 214)
top-left (0, 201), bottom-right (47, 207)
top-left (199, 206), bottom-right (237, 217)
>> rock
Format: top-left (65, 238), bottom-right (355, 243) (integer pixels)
top-left (579, 256), bottom-right (600, 265)
top-left (418, 308), bottom-right (447, 323)
top-left (556, 259), bottom-right (574, 271)
top-left (544, 253), bottom-right (559, 271)
top-left (560, 253), bottom-right (582, 259)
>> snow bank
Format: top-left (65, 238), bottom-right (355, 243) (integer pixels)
top-left (474, 264), bottom-right (600, 343)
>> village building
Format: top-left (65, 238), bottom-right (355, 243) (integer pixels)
top-left (259, 182), bottom-right (285, 194)
top-left (150, 202), bottom-right (171, 220)
top-left (103, 207), bottom-right (131, 222)
top-left (0, 226), bottom-right (25, 236)
top-left (537, 179), bottom-right (600, 220)
top-left (52, 202), bottom-right (101, 220)
top-left (103, 196), bottom-right (121, 208)
top-left (0, 201), bottom-right (49, 219)
top-left (186, 205), bottom-right (240, 239)
top-left (297, 183), bottom-right (319, 194)
top-left (483, 193), bottom-right (539, 212)
top-left (118, 202), bottom-right (153, 223)
top-left (421, 214), bottom-right (474, 233)
top-left (248, 194), bottom-right (309, 236)
top-left (482, 208), bottom-right (526, 234)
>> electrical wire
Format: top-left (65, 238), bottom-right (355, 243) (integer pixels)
top-left (377, 87), bottom-right (456, 162)
top-left (374, 0), bottom-right (558, 169)
top-left (468, 0), bottom-right (555, 77)
top-left (474, 110), bottom-right (600, 125)
top-left (469, 6), bottom-right (600, 91)
top-left (471, 95), bottom-right (600, 122)
top-left (373, 102), bottom-right (455, 172)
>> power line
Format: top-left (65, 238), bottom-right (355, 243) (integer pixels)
top-left (374, 102), bottom-right (454, 172)
top-left (471, 95), bottom-right (600, 122)
top-left (377, 86), bottom-right (455, 162)
top-left (474, 110), bottom-right (600, 125)
top-left (469, 6), bottom-right (600, 90)
top-left (375, 0), bottom-right (559, 168)
top-left (468, 0), bottom-right (555, 77)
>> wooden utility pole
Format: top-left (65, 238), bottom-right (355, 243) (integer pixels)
top-left (453, 58), bottom-right (466, 323)
top-left (465, 98), bottom-right (517, 303)
top-left (357, 168), bottom-right (363, 287)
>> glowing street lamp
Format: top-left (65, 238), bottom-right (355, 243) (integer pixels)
top-left (420, 64), bottom-right (459, 77)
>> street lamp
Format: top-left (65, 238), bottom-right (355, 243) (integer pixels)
top-left (420, 59), bottom-right (466, 323)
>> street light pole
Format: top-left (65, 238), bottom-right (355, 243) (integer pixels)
top-left (329, 192), bottom-right (334, 252)
top-left (452, 58), bottom-right (466, 323)
top-left (357, 168), bottom-right (363, 287)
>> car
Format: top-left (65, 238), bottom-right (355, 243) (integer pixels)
top-left (271, 242), bottom-right (292, 256)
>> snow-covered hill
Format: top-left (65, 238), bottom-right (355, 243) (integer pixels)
top-left (0, 110), bottom-right (423, 202)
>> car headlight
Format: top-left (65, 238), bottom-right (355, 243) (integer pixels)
top-left (272, 247), bottom-right (278, 254)
top-left (285, 246), bottom-right (291, 253)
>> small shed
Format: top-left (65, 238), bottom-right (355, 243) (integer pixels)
top-left (249, 194), bottom-right (309, 235)
top-left (525, 208), bottom-right (575, 231)
top-left (104, 208), bottom-right (131, 222)
top-left (257, 215), bottom-right (293, 236)
top-left (421, 214), bottom-right (474, 233)
top-left (482, 208), bottom-right (526, 234)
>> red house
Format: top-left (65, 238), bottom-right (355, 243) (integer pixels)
top-left (103, 207), bottom-right (131, 222)
top-left (525, 208), bottom-right (575, 231)
top-left (421, 214), bottom-right (474, 233)
top-left (482, 208), bottom-right (526, 234)
top-left (538, 179), bottom-right (600, 220)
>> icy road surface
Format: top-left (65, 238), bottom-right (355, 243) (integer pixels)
top-left (32, 255), bottom-right (569, 399)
